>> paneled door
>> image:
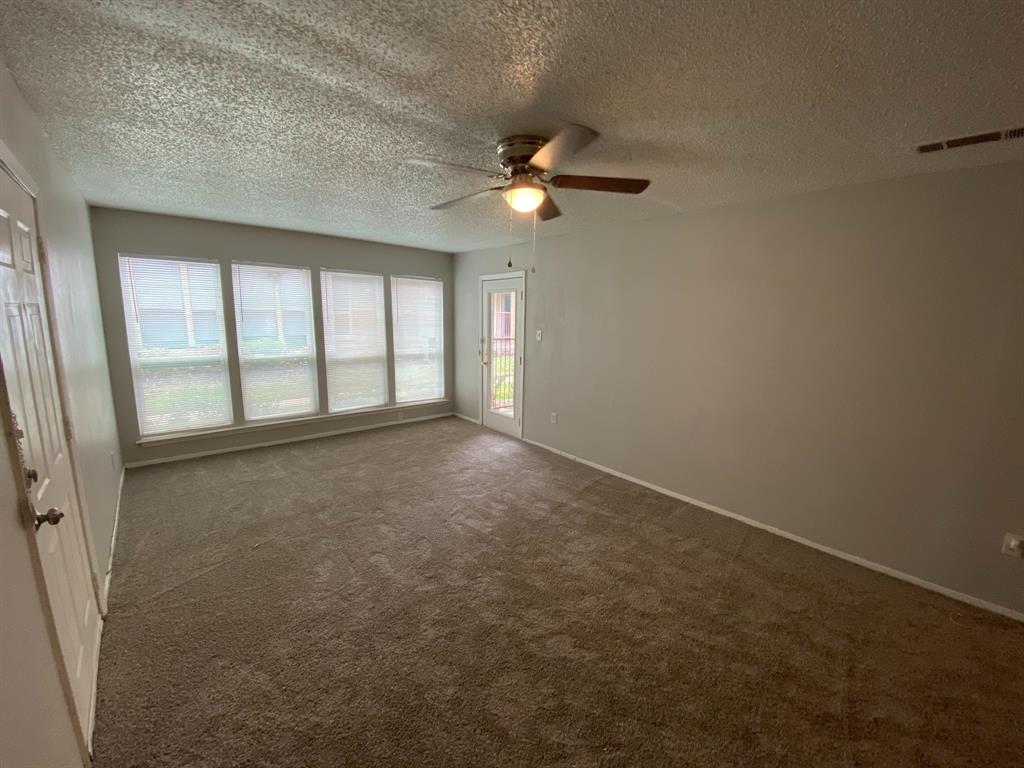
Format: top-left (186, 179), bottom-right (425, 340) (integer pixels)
top-left (480, 273), bottom-right (525, 437)
top-left (0, 165), bottom-right (100, 743)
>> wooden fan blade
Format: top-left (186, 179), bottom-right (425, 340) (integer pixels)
top-left (528, 124), bottom-right (599, 173)
top-left (430, 187), bottom-right (503, 210)
top-left (549, 175), bottom-right (650, 194)
top-left (537, 193), bottom-right (561, 221)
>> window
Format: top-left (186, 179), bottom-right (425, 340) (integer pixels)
top-left (391, 276), bottom-right (444, 402)
top-left (320, 270), bottom-right (387, 412)
top-left (118, 256), bottom-right (447, 438)
top-left (232, 263), bottom-right (317, 420)
top-left (118, 255), bottom-right (232, 436)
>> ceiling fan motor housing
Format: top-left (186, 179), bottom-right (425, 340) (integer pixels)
top-left (497, 135), bottom-right (547, 175)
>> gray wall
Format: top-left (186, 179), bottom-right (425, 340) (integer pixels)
top-left (455, 162), bottom-right (1024, 615)
top-left (90, 208), bottom-right (454, 465)
top-left (1, 65), bottom-right (117, 767)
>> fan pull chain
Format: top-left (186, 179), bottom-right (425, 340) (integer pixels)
top-left (530, 209), bottom-right (537, 273)
top-left (506, 204), bottom-right (513, 268)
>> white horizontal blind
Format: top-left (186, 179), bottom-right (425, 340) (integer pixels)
top-left (118, 255), bottom-right (232, 436)
top-left (320, 270), bottom-right (387, 412)
top-left (232, 263), bottom-right (318, 420)
top-left (391, 276), bottom-right (444, 402)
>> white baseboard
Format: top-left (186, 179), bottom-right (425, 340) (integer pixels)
top-left (89, 464), bottom-right (124, 757)
top-left (522, 437), bottom-right (1024, 624)
top-left (102, 466), bottom-right (126, 610)
top-left (86, 608), bottom-right (103, 755)
top-left (124, 412), bottom-right (454, 468)
top-left (453, 412), bottom-right (482, 425)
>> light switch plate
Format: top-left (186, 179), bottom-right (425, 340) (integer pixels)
top-left (536, 329), bottom-right (542, 341)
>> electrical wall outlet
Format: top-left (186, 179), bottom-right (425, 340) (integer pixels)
top-left (1001, 533), bottom-right (1023, 558)
top-left (549, 412), bottom-right (558, 424)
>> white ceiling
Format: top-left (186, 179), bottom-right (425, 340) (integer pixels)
top-left (2, 0), bottom-right (1022, 253)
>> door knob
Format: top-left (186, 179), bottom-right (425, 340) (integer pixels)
top-left (26, 468), bottom-right (38, 484)
top-left (33, 506), bottom-right (63, 530)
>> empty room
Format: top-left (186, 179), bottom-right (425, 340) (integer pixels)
top-left (1, 1), bottom-right (1022, 766)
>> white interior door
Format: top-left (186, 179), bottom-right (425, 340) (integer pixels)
top-left (0, 166), bottom-right (100, 744)
top-left (480, 274), bottom-right (525, 437)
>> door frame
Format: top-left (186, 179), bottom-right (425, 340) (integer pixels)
top-left (0, 139), bottom-right (105, 610)
top-left (478, 271), bottom-right (525, 437)
top-left (0, 139), bottom-right (100, 763)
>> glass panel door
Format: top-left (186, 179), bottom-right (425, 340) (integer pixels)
top-left (489, 290), bottom-right (515, 416)
top-left (480, 274), bottom-right (524, 437)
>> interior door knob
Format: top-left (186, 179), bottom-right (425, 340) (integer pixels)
top-left (26, 468), bottom-right (38, 484)
top-left (33, 506), bottom-right (63, 530)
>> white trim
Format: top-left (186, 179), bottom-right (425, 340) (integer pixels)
top-left (478, 272), bottom-right (526, 436)
top-left (0, 137), bottom-right (40, 196)
top-left (392, 272), bottom-right (443, 282)
top-left (523, 437), bottom-right (1024, 624)
top-left (231, 258), bottom-right (314, 272)
top-left (137, 399), bottom-right (449, 445)
top-left (319, 265), bottom-right (385, 279)
top-left (86, 613), bottom-right (102, 755)
top-left (102, 466), bottom-right (126, 608)
top-left (91, 463), bottom-right (124, 759)
top-left (479, 270), bottom-right (526, 281)
top-left (453, 412), bottom-right (481, 425)
top-left (118, 250), bottom-right (219, 266)
top-left (125, 412), bottom-right (453, 468)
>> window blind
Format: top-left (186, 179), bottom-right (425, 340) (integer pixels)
top-left (391, 276), bottom-right (444, 402)
top-left (118, 255), bottom-right (233, 436)
top-left (232, 263), bottom-right (317, 420)
top-left (320, 270), bottom-right (387, 412)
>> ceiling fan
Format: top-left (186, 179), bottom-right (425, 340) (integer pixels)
top-left (421, 124), bottom-right (650, 221)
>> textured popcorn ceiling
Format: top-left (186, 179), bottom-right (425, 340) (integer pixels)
top-left (1, 0), bottom-right (1022, 253)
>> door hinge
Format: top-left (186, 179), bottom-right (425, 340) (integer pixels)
top-left (62, 415), bottom-right (73, 443)
top-left (37, 236), bottom-right (47, 264)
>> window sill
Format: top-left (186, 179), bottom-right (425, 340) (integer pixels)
top-left (136, 398), bottom-right (450, 447)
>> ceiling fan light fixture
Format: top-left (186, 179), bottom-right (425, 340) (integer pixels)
top-left (502, 175), bottom-right (546, 213)
top-left (428, 124), bottom-right (649, 221)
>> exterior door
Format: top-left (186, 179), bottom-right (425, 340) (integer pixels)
top-left (0, 166), bottom-right (100, 743)
top-left (480, 274), bottom-right (525, 437)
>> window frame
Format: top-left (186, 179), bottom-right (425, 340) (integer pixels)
top-left (119, 254), bottom-right (448, 444)
top-left (231, 260), bottom-right (320, 422)
top-left (390, 274), bottom-right (446, 405)
top-left (117, 253), bottom-right (235, 438)
top-left (319, 267), bottom-right (391, 415)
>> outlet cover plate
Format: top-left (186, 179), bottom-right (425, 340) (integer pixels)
top-left (1002, 533), bottom-right (1023, 558)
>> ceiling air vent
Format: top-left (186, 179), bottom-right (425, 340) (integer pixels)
top-left (917, 126), bottom-right (1024, 154)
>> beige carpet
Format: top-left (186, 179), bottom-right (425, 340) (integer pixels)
top-left (93, 417), bottom-right (1022, 767)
